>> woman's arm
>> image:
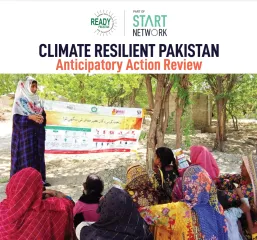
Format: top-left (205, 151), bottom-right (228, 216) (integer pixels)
top-left (241, 206), bottom-right (257, 234)
top-left (237, 187), bottom-right (257, 234)
top-left (43, 189), bottom-right (73, 202)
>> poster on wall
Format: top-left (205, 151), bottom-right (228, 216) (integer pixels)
top-left (44, 100), bottom-right (144, 154)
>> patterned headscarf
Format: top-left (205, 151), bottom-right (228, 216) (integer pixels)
top-left (0, 168), bottom-right (74, 240)
top-left (182, 165), bottom-right (228, 240)
top-left (80, 187), bottom-right (153, 240)
top-left (243, 151), bottom-right (257, 208)
top-left (125, 165), bottom-right (159, 208)
top-left (13, 76), bottom-right (43, 116)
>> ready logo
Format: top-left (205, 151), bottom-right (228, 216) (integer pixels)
top-left (91, 10), bottom-right (117, 36)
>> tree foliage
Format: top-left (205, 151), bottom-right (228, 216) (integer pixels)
top-left (1, 73), bottom-right (256, 153)
top-left (227, 74), bottom-right (257, 118)
top-left (0, 74), bottom-right (146, 107)
top-left (190, 74), bottom-right (257, 121)
top-left (0, 74), bottom-right (36, 95)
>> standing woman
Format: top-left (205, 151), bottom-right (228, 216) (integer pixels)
top-left (10, 76), bottom-right (50, 186)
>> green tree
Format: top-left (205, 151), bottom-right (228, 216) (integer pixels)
top-left (226, 74), bottom-right (257, 129)
top-left (36, 74), bottom-right (144, 106)
top-left (0, 74), bottom-right (37, 95)
top-left (0, 74), bottom-right (147, 108)
top-left (190, 74), bottom-right (249, 151)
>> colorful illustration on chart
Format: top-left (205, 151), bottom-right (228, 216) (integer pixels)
top-left (44, 100), bottom-right (143, 154)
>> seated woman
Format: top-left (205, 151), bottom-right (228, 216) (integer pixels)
top-left (222, 187), bottom-right (253, 240)
top-left (153, 147), bottom-right (179, 203)
top-left (220, 152), bottom-right (257, 240)
top-left (125, 164), bottom-right (159, 208)
top-left (172, 145), bottom-right (220, 202)
top-left (73, 174), bottom-right (104, 228)
top-left (215, 155), bottom-right (255, 210)
top-left (0, 167), bottom-right (74, 240)
top-left (139, 165), bottom-right (228, 240)
top-left (76, 187), bottom-right (153, 240)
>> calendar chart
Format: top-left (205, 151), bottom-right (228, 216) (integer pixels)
top-left (44, 100), bottom-right (143, 154)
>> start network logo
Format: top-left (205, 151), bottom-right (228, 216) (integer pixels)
top-left (91, 10), bottom-right (117, 36)
top-left (132, 10), bottom-right (167, 37)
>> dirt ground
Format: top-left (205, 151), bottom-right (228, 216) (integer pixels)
top-left (0, 108), bottom-right (256, 201)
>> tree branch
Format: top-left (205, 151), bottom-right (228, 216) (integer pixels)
top-left (150, 74), bottom-right (157, 79)
top-left (206, 75), bottom-right (217, 95)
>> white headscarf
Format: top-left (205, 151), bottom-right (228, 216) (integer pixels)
top-left (12, 76), bottom-right (43, 116)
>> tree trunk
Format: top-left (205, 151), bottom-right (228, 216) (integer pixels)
top-left (146, 74), bottom-right (172, 165)
top-left (175, 74), bottom-right (190, 148)
top-left (215, 100), bottom-right (226, 151)
top-left (227, 107), bottom-right (239, 131)
top-left (129, 88), bottom-right (137, 107)
top-left (162, 93), bottom-right (170, 134)
top-left (145, 75), bottom-right (154, 109)
top-left (79, 80), bottom-right (86, 103)
top-left (232, 115), bottom-right (236, 129)
top-left (147, 75), bottom-right (165, 151)
top-left (214, 76), bottom-right (226, 151)
top-left (156, 81), bottom-right (172, 147)
top-left (129, 79), bottom-right (143, 108)
top-left (120, 98), bottom-right (124, 107)
top-left (207, 74), bottom-right (238, 151)
top-left (235, 115), bottom-right (239, 131)
top-left (175, 98), bottom-right (184, 148)
top-left (224, 111), bottom-right (227, 141)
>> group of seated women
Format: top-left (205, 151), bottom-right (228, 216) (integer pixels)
top-left (0, 145), bottom-right (257, 240)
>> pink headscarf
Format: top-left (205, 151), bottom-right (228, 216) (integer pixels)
top-left (0, 168), bottom-right (74, 240)
top-left (190, 145), bottom-right (220, 180)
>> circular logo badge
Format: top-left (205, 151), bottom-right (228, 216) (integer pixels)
top-left (91, 106), bottom-right (97, 113)
top-left (91, 10), bottom-right (117, 36)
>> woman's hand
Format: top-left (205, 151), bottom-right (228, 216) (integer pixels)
top-left (236, 187), bottom-right (244, 198)
top-left (43, 189), bottom-right (66, 198)
top-left (28, 114), bottom-right (44, 124)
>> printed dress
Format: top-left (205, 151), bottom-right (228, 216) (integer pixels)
top-left (140, 165), bottom-right (228, 240)
top-left (140, 201), bottom-right (202, 240)
top-left (11, 111), bottom-right (46, 181)
top-left (216, 174), bottom-right (254, 209)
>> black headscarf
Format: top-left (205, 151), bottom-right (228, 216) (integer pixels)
top-left (79, 192), bottom-right (102, 204)
top-left (80, 187), bottom-right (153, 240)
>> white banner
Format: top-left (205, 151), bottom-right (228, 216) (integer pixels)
top-left (44, 100), bottom-right (143, 154)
